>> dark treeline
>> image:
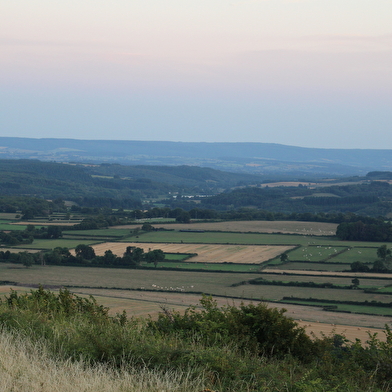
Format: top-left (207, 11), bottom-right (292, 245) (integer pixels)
top-left (69, 206), bottom-right (383, 228)
top-left (0, 245), bottom-right (165, 268)
top-left (0, 196), bottom-right (66, 217)
top-left (0, 225), bottom-right (62, 246)
top-left (194, 180), bottom-right (392, 217)
top-left (336, 221), bottom-right (392, 242)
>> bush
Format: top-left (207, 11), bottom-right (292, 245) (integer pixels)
top-left (150, 295), bottom-right (315, 361)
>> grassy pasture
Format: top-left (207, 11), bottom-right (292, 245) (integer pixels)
top-left (0, 223), bottom-right (27, 231)
top-left (163, 253), bottom-right (189, 261)
top-left (287, 246), bottom-right (348, 262)
top-left (132, 230), bottom-right (391, 250)
top-left (255, 274), bottom-right (392, 288)
top-left (329, 247), bottom-right (378, 264)
top-left (373, 287), bottom-right (392, 294)
top-left (282, 299), bottom-right (392, 316)
top-left (2, 263), bottom-right (392, 306)
top-left (145, 220), bottom-right (338, 236)
top-left (14, 239), bottom-right (101, 250)
top-left (270, 262), bottom-right (350, 272)
top-left (141, 261), bottom-right (261, 272)
top-left (0, 213), bottom-right (19, 220)
top-left (62, 228), bottom-right (131, 238)
top-left (3, 218), bottom-right (392, 338)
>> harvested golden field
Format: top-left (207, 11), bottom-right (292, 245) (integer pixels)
top-left (92, 242), bottom-right (295, 264)
top-left (119, 220), bottom-right (338, 236)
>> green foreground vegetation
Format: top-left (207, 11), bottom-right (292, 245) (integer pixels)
top-left (1, 287), bottom-right (392, 391)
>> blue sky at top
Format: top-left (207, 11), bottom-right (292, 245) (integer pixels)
top-left (1, 0), bottom-right (391, 148)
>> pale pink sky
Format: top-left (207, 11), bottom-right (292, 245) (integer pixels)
top-left (1, 0), bottom-right (391, 148)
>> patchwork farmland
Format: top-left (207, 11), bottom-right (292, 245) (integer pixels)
top-left (2, 217), bottom-right (392, 342)
top-left (91, 242), bottom-right (295, 264)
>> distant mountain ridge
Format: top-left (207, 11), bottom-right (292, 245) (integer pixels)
top-left (1, 137), bottom-right (391, 177)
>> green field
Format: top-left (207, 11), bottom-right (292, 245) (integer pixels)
top-left (1, 263), bottom-right (392, 305)
top-left (62, 228), bottom-right (132, 238)
top-left (131, 230), bottom-right (391, 250)
top-left (270, 262), bottom-right (352, 272)
top-left (0, 223), bottom-right (27, 231)
top-left (373, 287), bottom-right (392, 294)
top-left (163, 253), bottom-right (190, 261)
top-left (142, 261), bottom-right (261, 272)
top-left (287, 246), bottom-right (348, 262)
top-left (3, 219), bottom-right (392, 321)
top-left (0, 213), bottom-right (19, 220)
top-left (14, 239), bottom-right (101, 250)
top-left (255, 274), bottom-right (392, 288)
top-left (329, 247), bottom-right (378, 264)
top-left (282, 299), bottom-right (392, 316)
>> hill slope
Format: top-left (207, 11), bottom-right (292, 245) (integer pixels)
top-left (1, 137), bottom-right (392, 176)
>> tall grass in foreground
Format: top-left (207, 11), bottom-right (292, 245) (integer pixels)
top-left (0, 329), bottom-right (205, 392)
top-left (1, 287), bottom-right (392, 391)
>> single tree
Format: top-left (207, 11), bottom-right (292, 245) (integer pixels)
top-left (142, 222), bottom-right (154, 232)
top-left (145, 249), bottom-right (165, 267)
top-left (377, 244), bottom-right (391, 260)
top-left (280, 253), bottom-right (288, 263)
top-left (351, 277), bottom-right (360, 288)
top-left (75, 244), bottom-right (96, 260)
top-left (20, 252), bottom-right (34, 268)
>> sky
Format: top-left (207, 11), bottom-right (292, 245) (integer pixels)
top-left (1, 0), bottom-right (391, 149)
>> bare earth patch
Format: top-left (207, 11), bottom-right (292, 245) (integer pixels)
top-left (91, 242), bottom-right (295, 264)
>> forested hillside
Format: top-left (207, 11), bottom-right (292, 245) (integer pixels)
top-left (0, 159), bottom-right (260, 208)
top-left (198, 180), bottom-right (392, 217)
top-left (1, 159), bottom-right (392, 217)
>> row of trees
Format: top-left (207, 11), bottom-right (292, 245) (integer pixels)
top-left (336, 221), bottom-right (392, 242)
top-left (0, 245), bottom-right (165, 268)
top-left (0, 225), bottom-right (62, 246)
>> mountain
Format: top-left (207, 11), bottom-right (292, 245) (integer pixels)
top-left (1, 137), bottom-right (391, 177)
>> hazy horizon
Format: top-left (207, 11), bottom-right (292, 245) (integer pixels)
top-left (1, 1), bottom-right (391, 149)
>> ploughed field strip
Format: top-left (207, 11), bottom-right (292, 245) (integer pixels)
top-left (91, 242), bottom-right (295, 264)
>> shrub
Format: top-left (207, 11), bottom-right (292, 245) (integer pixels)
top-left (150, 295), bottom-right (315, 361)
